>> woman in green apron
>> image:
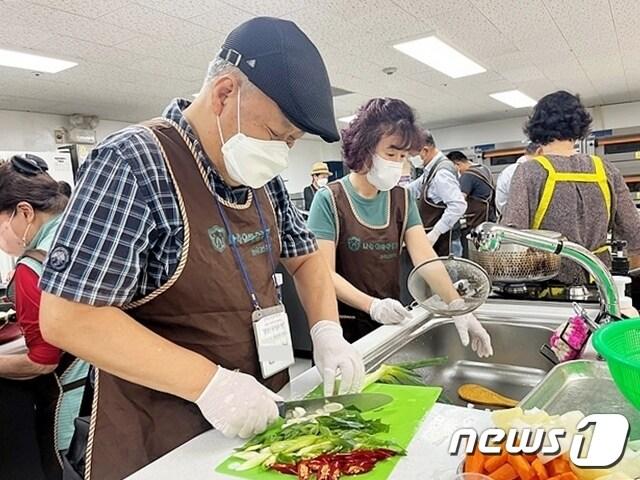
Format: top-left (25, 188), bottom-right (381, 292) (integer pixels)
top-left (308, 98), bottom-right (493, 356)
top-left (0, 155), bottom-right (89, 480)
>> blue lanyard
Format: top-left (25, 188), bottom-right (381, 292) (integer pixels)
top-left (214, 192), bottom-right (281, 310)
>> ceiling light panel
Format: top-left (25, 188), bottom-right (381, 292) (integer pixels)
top-left (393, 36), bottom-right (486, 79)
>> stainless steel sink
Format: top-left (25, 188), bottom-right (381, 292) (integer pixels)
top-left (368, 319), bottom-right (556, 408)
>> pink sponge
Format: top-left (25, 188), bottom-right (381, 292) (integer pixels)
top-left (549, 315), bottom-right (591, 362)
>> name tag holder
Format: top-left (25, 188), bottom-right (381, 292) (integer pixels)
top-left (252, 304), bottom-right (294, 378)
top-left (215, 193), bottom-right (293, 379)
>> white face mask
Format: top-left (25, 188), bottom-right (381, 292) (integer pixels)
top-left (217, 90), bottom-right (289, 189)
top-left (366, 154), bottom-right (403, 191)
top-left (0, 210), bottom-right (31, 258)
top-left (316, 177), bottom-right (328, 187)
top-left (409, 155), bottom-right (423, 168)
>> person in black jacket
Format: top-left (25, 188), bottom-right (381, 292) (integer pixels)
top-left (303, 162), bottom-right (332, 211)
top-left (448, 151), bottom-right (496, 257)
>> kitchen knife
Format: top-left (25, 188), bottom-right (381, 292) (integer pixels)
top-left (276, 392), bottom-right (393, 417)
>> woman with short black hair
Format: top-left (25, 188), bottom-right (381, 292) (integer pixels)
top-left (0, 155), bottom-right (88, 480)
top-left (307, 98), bottom-right (492, 356)
top-left (503, 90), bottom-right (640, 285)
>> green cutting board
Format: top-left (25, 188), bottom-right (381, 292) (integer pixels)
top-left (216, 384), bottom-right (442, 479)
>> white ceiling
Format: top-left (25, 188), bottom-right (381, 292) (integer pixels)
top-left (1, 0), bottom-right (639, 128)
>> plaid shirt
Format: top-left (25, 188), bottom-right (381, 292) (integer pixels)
top-left (40, 99), bottom-right (317, 307)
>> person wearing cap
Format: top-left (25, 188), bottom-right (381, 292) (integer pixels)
top-left (38, 17), bottom-right (364, 480)
top-left (408, 130), bottom-right (467, 256)
top-left (495, 142), bottom-right (542, 217)
top-left (303, 162), bottom-right (332, 211)
top-left (307, 98), bottom-right (492, 354)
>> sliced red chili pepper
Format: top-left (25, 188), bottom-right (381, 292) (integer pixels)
top-left (271, 463), bottom-right (298, 475)
top-left (380, 449), bottom-right (397, 459)
top-left (343, 462), bottom-right (374, 475)
top-left (297, 461), bottom-right (311, 480)
top-left (316, 461), bottom-right (332, 480)
top-left (328, 461), bottom-right (341, 480)
top-left (273, 449), bottom-right (398, 479)
top-left (307, 459), bottom-right (325, 472)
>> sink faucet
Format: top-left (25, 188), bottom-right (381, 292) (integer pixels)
top-left (470, 223), bottom-right (620, 323)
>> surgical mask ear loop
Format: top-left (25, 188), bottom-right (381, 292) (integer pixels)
top-left (216, 114), bottom-right (225, 145)
top-left (22, 222), bottom-right (32, 246)
top-left (216, 88), bottom-right (242, 144)
top-left (236, 88), bottom-right (241, 135)
top-left (12, 209), bottom-right (32, 246)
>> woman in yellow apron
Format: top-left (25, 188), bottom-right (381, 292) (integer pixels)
top-left (308, 98), bottom-right (492, 357)
top-left (502, 91), bottom-right (640, 285)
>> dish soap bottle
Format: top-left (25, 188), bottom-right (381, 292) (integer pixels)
top-left (613, 275), bottom-right (639, 318)
top-left (611, 240), bottom-right (629, 276)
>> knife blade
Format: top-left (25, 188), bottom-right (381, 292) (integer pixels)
top-left (276, 392), bottom-right (392, 417)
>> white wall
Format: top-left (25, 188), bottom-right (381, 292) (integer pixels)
top-left (0, 109), bottom-right (131, 152)
top-left (0, 109), bottom-right (341, 194)
top-left (431, 100), bottom-right (640, 150)
top-left (284, 136), bottom-right (342, 194)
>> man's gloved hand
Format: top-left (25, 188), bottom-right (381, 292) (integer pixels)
top-left (310, 320), bottom-right (365, 396)
top-left (196, 366), bottom-right (281, 439)
top-left (369, 298), bottom-right (410, 325)
top-left (427, 230), bottom-right (441, 245)
top-left (452, 312), bottom-right (493, 358)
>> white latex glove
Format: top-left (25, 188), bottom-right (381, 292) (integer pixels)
top-left (452, 312), bottom-right (493, 358)
top-left (310, 320), bottom-right (365, 396)
top-left (196, 366), bottom-right (282, 439)
top-left (369, 298), bottom-right (410, 325)
top-left (427, 230), bottom-right (441, 245)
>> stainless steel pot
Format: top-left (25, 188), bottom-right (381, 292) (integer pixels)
top-left (468, 230), bottom-right (563, 283)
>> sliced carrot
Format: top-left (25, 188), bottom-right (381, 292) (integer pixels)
top-left (489, 463), bottom-right (518, 480)
top-left (465, 448), bottom-right (486, 474)
top-left (547, 473), bottom-right (578, 480)
top-left (523, 454), bottom-right (537, 463)
top-left (547, 457), bottom-right (571, 476)
top-left (484, 451), bottom-right (508, 473)
top-left (507, 454), bottom-right (536, 480)
top-left (532, 458), bottom-right (549, 480)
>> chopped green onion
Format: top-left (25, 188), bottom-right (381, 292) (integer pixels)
top-left (362, 356), bottom-right (448, 390)
top-left (234, 451), bottom-right (272, 471)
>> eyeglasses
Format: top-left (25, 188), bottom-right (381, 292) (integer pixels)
top-left (10, 154), bottom-right (49, 176)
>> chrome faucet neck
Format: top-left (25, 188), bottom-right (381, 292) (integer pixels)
top-left (471, 223), bottom-right (620, 322)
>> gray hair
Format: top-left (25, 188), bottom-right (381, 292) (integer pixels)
top-left (421, 129), bottom-right (436, 147)
top-left (202, 57), bottom-right (255, 92)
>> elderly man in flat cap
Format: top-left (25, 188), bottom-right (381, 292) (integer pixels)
top-left (39, 17), bottom-right (364, 480)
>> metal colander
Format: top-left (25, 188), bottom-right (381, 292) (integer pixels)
top-left (407, 256), bottom-right (491, 316)
top-left (468, 230), bottom-right (563, 283)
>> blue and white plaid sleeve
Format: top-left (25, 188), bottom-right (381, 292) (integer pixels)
top-left (40, 144), bottom-right (154, 307)
top-left (267, 176), bottom-right (317, 258)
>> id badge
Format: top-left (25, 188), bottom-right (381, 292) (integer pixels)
top-left (252, 304), bottom-right (294, 379)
